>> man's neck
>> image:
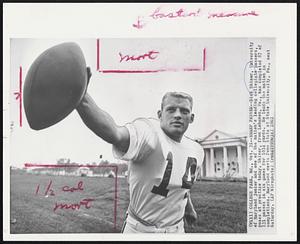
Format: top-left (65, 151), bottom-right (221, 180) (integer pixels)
top-left (162, 129), bottom-right (182, 143)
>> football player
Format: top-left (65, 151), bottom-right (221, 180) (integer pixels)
top-left (77, 68), bottom-right (204, 233)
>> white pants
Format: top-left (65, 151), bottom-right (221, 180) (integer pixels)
top-left (122, 214), bottom-right (185, 233)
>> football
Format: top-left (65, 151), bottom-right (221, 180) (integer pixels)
top-left (23, 42), bottom-right (87, 130)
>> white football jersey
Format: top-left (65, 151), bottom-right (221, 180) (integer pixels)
top-left (113, 118), bottom-right (204, 228)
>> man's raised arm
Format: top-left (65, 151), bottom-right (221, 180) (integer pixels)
top-left (76, 93), bottom-right (130, 153)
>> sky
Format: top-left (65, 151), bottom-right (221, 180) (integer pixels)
top-left (9, 38), bottom-right (251, 167)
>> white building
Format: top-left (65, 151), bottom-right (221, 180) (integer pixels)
top-left (104, 170), bottom-right (116, 178)
top-left (76, 166), bottom-right (93, 177)
top-left (197, 130), bottom-right (247, 178)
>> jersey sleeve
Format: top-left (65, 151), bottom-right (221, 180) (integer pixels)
top-left (112, 118), bottom-right (157, 162)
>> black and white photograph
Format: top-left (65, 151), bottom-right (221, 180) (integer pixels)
top-left (3, 3), bottom-right (296, 242)
top-left (9, 37), bottom-right (273, 234)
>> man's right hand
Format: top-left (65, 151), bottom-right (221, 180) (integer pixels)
top-left (82, 67), bottom-right (92, 97)
top-left (76, 72), bottom-right (130, 154)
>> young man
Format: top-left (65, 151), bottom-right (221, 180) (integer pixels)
top-left (76, 68), bottom-right (204, 233)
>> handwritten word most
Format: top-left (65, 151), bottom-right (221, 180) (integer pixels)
top-left (119, 50), bottom-right (159, 63)
top-left (53, 198), bottom-right (94, 212)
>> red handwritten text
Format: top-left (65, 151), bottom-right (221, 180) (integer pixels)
top-left (119, 50), bottom-right (159, 63)
top-left (53, 198), bottom-right (94, 212)
top-left (14, 67), bottom-right (22, 127)
top-left (132, 6), bottom-right (259, 30)
top-left (132, 16), bottom-right (146, 29)
top-left (27, 164), bottom-right (118, 229)
top-left (208, 11), bottom-right (259, 19)
top-left (35, 180), bottom-right (86, 196)
top-left (62, 181), bottom-right (84, 192)
top-left (149, 7), bottom-right (201, 19)
top-left (35, 180), bottom-right (55, 196)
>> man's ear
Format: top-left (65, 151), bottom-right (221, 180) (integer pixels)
top-left (190, 113), bottom-right (194, 123)
top-left (157, 110), bottom-right (162, 119)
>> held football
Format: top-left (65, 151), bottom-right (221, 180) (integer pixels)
top-left (23, 42), bottom-right (87, 130)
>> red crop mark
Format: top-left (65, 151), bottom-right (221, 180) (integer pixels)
top-left (203, 48), bottom-right (206, 71)
top-left (14, 67), bottom-right (22, 127)
top-left (25, 163), bottom-right (118, 230)
top-left (97, 39), bottom-right (100, 71)
top-left (20, 67), bottom-right (22, 127)
top-left (101, 68), bottom-right (204, 73)
top-left (24, 163), bottom-right (118, 168)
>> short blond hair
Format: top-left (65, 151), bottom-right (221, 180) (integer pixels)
top-left (161, 92), bottom-right (193, 110)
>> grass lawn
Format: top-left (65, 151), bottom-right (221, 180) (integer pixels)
top-left (186, 180), bottom-right (247, 233)
top-left (10, 170), bottom-right (246, 233)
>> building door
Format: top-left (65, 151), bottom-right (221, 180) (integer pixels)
top-left (214, 148), bottom-right (224, 177)
top-left (215, 161), bottom-right (224, 177)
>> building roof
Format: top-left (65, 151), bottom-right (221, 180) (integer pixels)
top-left (196, 130), bottom-right (247, 148)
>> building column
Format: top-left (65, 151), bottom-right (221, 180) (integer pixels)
top-left (223, 146), bottom-right (228, 177)
top-left (237, 145), bottom-right (242, 177)
top-left (204, 149), bottom-right (209, 177)
top-left (210, 148), bottom-right (214, 177)
top-left (200, 160), bottom-right (203, 177)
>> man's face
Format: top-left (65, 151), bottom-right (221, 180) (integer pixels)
top-left (158, 96), bottom-right (194, 142)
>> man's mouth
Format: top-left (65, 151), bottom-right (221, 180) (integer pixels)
top-left (171, 121), bottom-right (183, 126)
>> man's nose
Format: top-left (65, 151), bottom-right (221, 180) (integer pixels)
top-left (174, 109), bottom-right (182, 118)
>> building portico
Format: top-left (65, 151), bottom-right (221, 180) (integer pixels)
top-left (197, 130), bottom-right (247, 178)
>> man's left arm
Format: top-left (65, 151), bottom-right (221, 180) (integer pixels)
top-left (184, 191), bottom-right (198, 225)
top-left (184, 143), bottom-right (204, 225)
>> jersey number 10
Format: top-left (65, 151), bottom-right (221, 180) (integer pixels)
top-left (151, 152), bottom-right (197, 197)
